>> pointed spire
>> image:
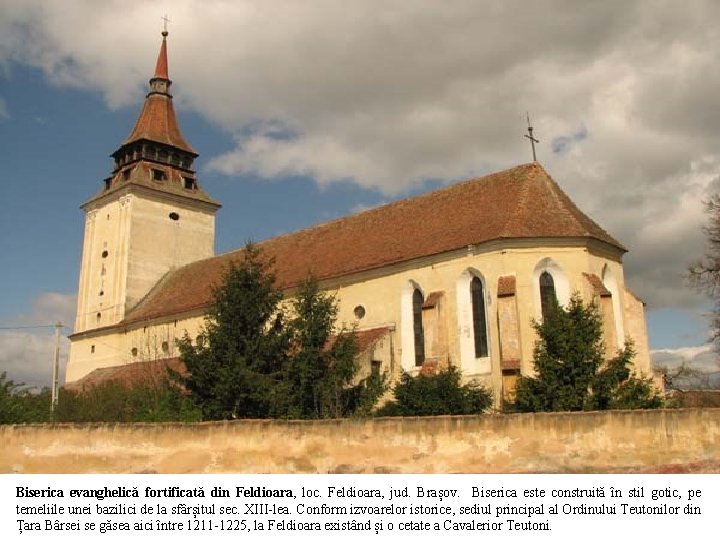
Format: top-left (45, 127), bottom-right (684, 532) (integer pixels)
top-left (154, 30), bottom-right (169, 80)
top-left (86, 29), bottom-right (219, 210)
top-left (118, 30), bottom-right (195, 154)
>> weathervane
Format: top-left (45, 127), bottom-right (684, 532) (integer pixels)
top-left (524, 112), bottom-right (539, 162)
top-left (161, 14), bottom-right (171, 36)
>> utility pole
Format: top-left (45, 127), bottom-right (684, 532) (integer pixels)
top-left (51, 321), bottom-right (62, 413)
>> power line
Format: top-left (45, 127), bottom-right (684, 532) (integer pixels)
top-left (0, 324), bottom-right (67, 331)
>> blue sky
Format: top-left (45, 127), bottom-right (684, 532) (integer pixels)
top-left (1, 1), bottom-right (718, 386)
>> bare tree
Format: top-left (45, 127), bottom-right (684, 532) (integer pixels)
top-left (688, 195), bottom-right (720, 350)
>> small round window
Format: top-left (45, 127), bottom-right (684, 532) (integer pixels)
top-left (169, 212), bottom-right (180, 221)
top-left (131, 347), bottom-right (138, 357)
top-left (101, 250), bottom-right (108, 258)
top-left (353, 305), bottom-right (366, 320)
top-left (161, 341), bottom-right (169, 353)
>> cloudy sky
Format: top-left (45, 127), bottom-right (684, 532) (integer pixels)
top-left (1, 0), bottom-right (718, 387)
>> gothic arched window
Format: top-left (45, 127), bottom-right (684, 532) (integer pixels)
top-left (539, 271), bottom-right (556, 319)
top-left (470, 277), bottom-right (489, 357)
top-left (412, 288), bottom-right (425, 366)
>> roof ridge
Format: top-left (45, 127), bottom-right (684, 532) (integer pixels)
top-left (239, 162), bottom-right (540, 246)
top-left (500, 162), bottom-right (539, 237)
top-left (541, 169), bottom-right (626, 251)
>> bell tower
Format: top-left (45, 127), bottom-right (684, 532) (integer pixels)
top-left (73, 30), bottom-right (220, 335)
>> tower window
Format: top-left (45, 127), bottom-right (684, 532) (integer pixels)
top-left (101, 250), bottom-right (108, 258)
top-left (412, 288), bottom-right (425, 366)
top-left (96, 313), bottom-right (101, 322)
top-left (131, 347), bottom-right (138, 357)
top-left (161, 341), bottom-right (169, 353)
top-left (91, 345), bottom-right (95, 354)
top-left (152, 169), bottom-right (166, 181)
top-left (183, 177), bottom-right (196, 190)
top-left (353, 305), bottom-right (366, 319)
top-left (169, 212), bottom-right (180, 221)
top-left (104, 178), bottom-right (112, 190)
top-left (470, 276), bottom-right (489, 358)
top-left (123, 169), bottom-right (132, 181)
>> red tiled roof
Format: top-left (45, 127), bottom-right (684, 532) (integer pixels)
top-left (122, 93), bottom-right (195, 153)
top-left (123, 162), bottom-right (624, 324)
top-left (583, 272), bottom-right (612, 297)
top-left (501, 359), bottom-right (521, 371)
top-left (64, 358), bottom-right (186, 392)
top-left (85, 161), bottom-right (220, 208)
top-left (154, 32), bottom-right (169, 79)
top-left (354, 326), bottom-right (392, 353)
top-left (83, 33), bottom-right (216, 209)
top-left (121, 32), bottom-right (195, 153)
top-left (325, 326), bottom-right (392, 353)
top-left (497, 275), bottom-right (516, 297)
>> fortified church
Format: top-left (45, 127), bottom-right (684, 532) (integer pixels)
top-left (66, 32), bottom-right (652, 404)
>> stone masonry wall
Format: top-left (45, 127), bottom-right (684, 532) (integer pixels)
top-left (1, 409), bottom-right (718, 474)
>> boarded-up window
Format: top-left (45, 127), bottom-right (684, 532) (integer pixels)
top-left (413, 288), bottom-right (425, 366)
top-left (471, 277), bottom-right (489, 357)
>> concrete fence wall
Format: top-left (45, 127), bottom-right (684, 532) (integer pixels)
top-left (2, 409), bottom-right (719, 474)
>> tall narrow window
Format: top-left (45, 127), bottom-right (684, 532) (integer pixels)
top-left (412, 288), bottom-right (425, 366)
top-left (539, 271), bottom-right (556, 320)
top-left (470, 277), bottom-right (489, 357)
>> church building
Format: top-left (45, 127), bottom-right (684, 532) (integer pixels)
top-left (66, 32), bottom-right (652, 404)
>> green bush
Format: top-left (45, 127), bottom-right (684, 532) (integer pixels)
top-left (376, 366), bottom-right (491, 416)
top-left (55, 379), bottom-right (201, 423)
top-left (0, 372), bottom-right (52, 424)
top-left (514, 294), bottom-right (662, 412)
top-left (178, 243), bottom-right (384, 420)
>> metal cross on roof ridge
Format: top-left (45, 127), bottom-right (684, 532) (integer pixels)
top-left (524, 112), bottom-right (539, 162)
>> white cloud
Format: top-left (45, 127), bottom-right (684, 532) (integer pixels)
top-left (651, 345), bottom-right (717, 372)
top-left (651, 345), bottom-right (720, 389)
top-left (1, 1), bottom-right (719, 312)
top-left (0, 292), bottom-right (76, 388)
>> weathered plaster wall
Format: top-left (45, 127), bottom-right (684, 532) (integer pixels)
top-left (2, 409), bottom-right (718, 474)
top-left (68, 243), bottom-right (651, 410)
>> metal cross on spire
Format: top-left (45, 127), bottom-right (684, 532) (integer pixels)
top-left (524, 112), bottom-right (539, 162)
top-left (161, 14), bottom-right (171, 36)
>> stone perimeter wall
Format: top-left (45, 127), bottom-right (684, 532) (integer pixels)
top-left (2, 409), bottom-right (718, 474)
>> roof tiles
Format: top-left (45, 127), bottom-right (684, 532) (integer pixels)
top-left (122, 162), bottom-right (624, 324)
